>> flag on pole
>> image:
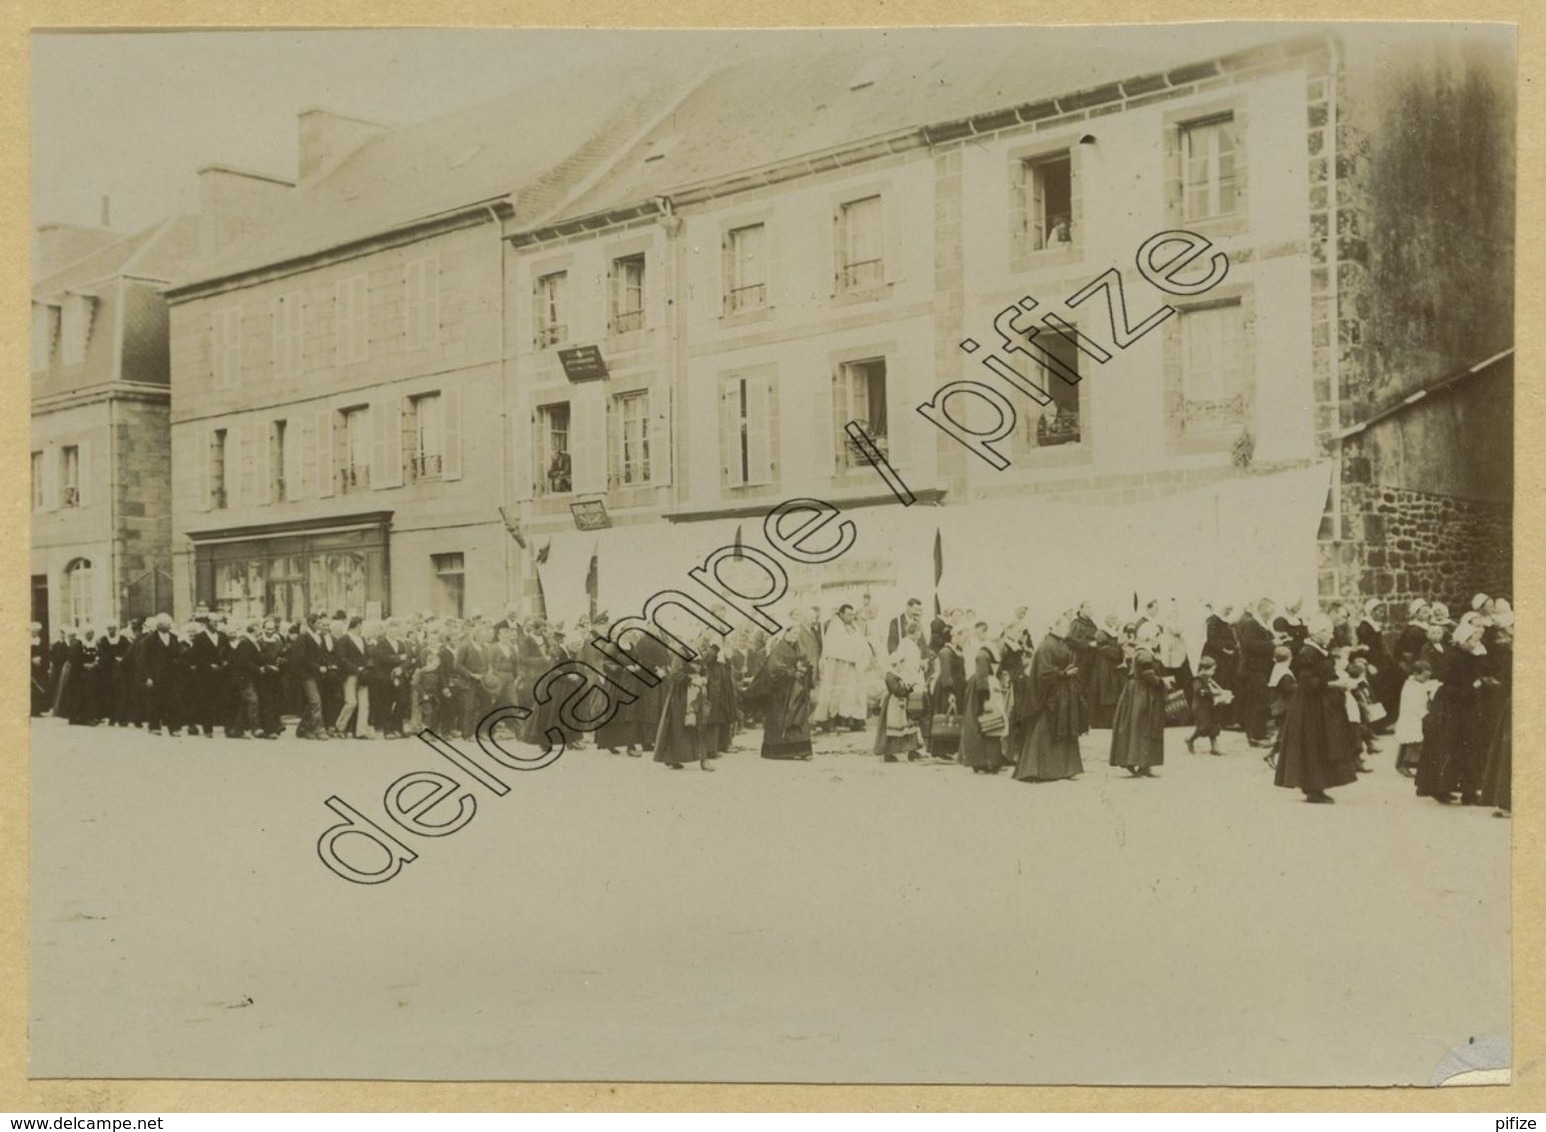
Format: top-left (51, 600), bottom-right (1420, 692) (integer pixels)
top-left (933, 527), bottom-right (944, 617)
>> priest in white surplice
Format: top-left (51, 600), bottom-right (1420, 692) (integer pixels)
top-left (815, 603), bottom-right (875, 732)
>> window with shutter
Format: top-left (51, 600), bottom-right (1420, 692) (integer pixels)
top-left (536, 403), bottom-right (572, 495)
top-left (535, 272), bottom-right (567, 348)
top-left (725, 224), bottom-right (767, 313)
top-left (838, 196), bottom-right (884, 292)
top-left (60, 446), bottom-right (81, 509)
top-left (720, 383), bottom-right (744, 488)
top-left (1181, 115), bottom-right (1239, 222)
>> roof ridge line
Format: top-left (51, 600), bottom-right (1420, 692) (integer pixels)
top-left (518, 63), bottom-right (725, 233)
top-left (116, 215), bottom-right (182, 279)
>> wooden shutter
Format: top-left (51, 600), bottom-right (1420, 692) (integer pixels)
top-left (42, 443), bottom-right (59, 511)
top-left (720, 381), bottom-right (744, 488)
top-left (441, 389), bottom-right (463, 481)
top-left (238, 423), bottom-right (257, 507)
top-left (283, 419), bottom-right (303, 502)
top-left (746, 375), bottom-right (774, 486)
top-left (513, 397), bottom-right (535, 502)
top-left (373, 397), bottom-right (402, 488)
top-left (296, 416), bottom-right (314, 500)
top-left (606, 394), bottom-right (621, 489)
top-left (650, 386), bottom-right (672, 487)
top-left (316, 410), bottom-right (335, 498)
top-left (259, 424), bottom-right (273, 504)
top-left (198, 432), bottom-right (212, 512)
top-left (572, 386), bottom-right (606, 495)
top-left (828, 368), bottom-right (849, 474)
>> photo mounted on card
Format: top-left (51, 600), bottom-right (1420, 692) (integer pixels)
top-left (27, 22), bottom-right (1514, 1085)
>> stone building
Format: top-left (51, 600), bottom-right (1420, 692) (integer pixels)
top-left (155, 26), bottom-right (1513, 628)
top-left (30, 213), bottom-right (199, 639)
top-left (164, 74), bottom-right (685, 623)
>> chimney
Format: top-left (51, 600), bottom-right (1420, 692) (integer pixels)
top-left (33, 223), bottom-right (118, 280)
top-left (298, 108), bottom-right (389, 184)
top-left (196, 164), bottom-right (295, 260)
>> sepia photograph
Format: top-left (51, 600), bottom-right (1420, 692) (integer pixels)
top-left (27, 22), bottom-right (1515, 1086)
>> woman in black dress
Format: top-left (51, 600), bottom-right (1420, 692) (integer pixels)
top-left (1012, 611), bottom-right (1087, 782)
top-left (1354, 599), bottom-right (1401, 732)
top-left (1478, 600), bottom-right (1513, 817)
top-left (1273, 614), bottom-right (1359, 804)
top-left (1109, 622), bottom-right (1165, 778)
top-left (1416, 612), bottom-right (1488, 805)
top-left (1201, 603), bottom-right (1240, 726)
top-left (1087, 616), bottom-right (1128, 730)
top-left (926, 626), bottom-right (964, 760)
top-left (960, 647), bottom-right (1005, 775)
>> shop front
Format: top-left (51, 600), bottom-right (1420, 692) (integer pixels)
top-left (188, 512), bottom-right (392, 624)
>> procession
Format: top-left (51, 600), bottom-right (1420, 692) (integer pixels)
top-left (30, 586), bottom-right (1514, 814)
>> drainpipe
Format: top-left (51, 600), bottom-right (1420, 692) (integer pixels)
top-left (487, 202), bottom-right (512, 611)
top-left (1326, 33), bottom-right (1345, 597)
top-left (654, 195), bottom-right (685, 500)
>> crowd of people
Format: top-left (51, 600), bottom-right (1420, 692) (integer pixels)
top-left (28, 587), bottom-right (1513, 814)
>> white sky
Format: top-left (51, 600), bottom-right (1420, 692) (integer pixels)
top-left (29, 29), bottom-right (715, 233)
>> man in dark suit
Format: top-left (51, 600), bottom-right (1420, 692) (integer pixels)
top-left (186, 614), bottom-right (229, 737)
top-left (367, 620), bottom-right (406, 738)
top-left (138, 614), bottom-right (182, 736)
top-left (456, 622), bottom-right (494, 738)
top-left (290, 615), bottom-right (328, 739)
top-left (319, 616), bottom-right (345, 732)
top-left (332, 615), bottom-right (369, 738)
top-left (887, 598), bottom-right (925, 656)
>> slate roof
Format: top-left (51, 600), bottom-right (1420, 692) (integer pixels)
top-left (34, 213), bottom-right (203, 296)
top-left (176, 24), bottom-right (1319, 285)
top-left (181, 54), bottom-right (697, 287)
top-left (543, 24), bottom-right (1318, 228)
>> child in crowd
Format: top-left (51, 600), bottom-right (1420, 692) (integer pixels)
top-left (1334, 647), bottom-right (1375, 773)
top-left (1185, 656), bottom-right (1230, 755)
top-left (1264, 645), bottom-right (1296, 768)
top-left (1394, 658), bottom-right (1437, 778)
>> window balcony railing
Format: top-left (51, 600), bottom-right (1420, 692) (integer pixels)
top-left (840, 260), bottom-right (885, 291)
top-left (1036, 409), bottom-right (1081, 447)
top-left (410, 454), bottom-right (443, 481)
top-left (209, 486), bottom-right (228, 510)
top-left (611, 309), bottom-right (645, 335)
top-left (342, 465), bottom-right (371, 492)
top-left (727, 284), bottom-right (766, 313)
top-left (536, 324), bottom-right (567, 349)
